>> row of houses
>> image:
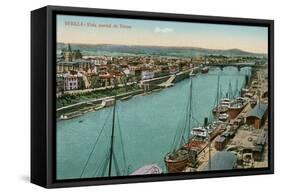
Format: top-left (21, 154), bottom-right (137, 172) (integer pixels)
top-left (56, 59), bottom-right (194, 86)
top-left (57, 60), bottom-right (189, 77)
top-left (56, 70), bottom-right (129, 93)
top-left (56, 44), bottom-right (196, 93)
top-left (56, 71), bottom-right (85, 92)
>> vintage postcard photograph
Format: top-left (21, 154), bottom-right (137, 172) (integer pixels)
top-left (56, 14), bottom-right (269, 180)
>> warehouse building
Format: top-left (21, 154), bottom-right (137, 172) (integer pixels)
top-left (246, 103), bottom-right (268, 129)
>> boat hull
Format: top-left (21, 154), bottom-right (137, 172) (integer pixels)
top-left (212, 106), bottom-right (228, 114)
top-left (164, 157), bottom-right (190, 173)
top-left (228, 102), bottom-right (248, 119)
top-left (201, 67), bottom-right (209, 74)
top-left (165, 146), bottom-right (199, 173)
top-left (201, 69), bottom-right (209, 74)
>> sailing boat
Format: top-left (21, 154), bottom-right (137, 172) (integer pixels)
top-left (212, 74), bottom-right (223, 114)
top-left (212, 74), bottom-right (229, 115)
top-left (164, 79), bottom-right (198, 173)
top-left (164, 148), bottom-right (193, 173)
top-left (108, 96), bottom-right (117, 176)
top-left (79, 96), bottom-right (123, 178)
top-left (227, 80), bottom-right (249, 119)
top-left (107, 97), bottom-right (163, 176)
top-left (80, 95), bottom-right (162, 178)
top-left (164, 77), bottom-right (221, 173)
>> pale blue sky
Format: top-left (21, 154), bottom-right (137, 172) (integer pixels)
top-left (57, 15), bottom-right (268, 54)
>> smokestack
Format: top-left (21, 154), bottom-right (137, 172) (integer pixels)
top-left (245, 75), bottom-right (249, 86)
top-left (204, 117), bottom-right (208, 127)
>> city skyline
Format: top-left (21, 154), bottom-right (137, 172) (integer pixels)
top-left (57, 15), bottom-right (268, 54)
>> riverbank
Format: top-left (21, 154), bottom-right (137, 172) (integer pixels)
top-left (57, 67), bottom-right (202, 118)
top-left (57, 83), bottom-right (142, 108)
top-left (57, 88), bottom-right (145, 119)
top-left (56, 67), bottom-right (212, 120)
top-left (182, 67), bottom-right (268, 172)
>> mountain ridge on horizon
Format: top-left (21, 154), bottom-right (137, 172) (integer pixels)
top-left (57, 42), bottom-right (267, 57)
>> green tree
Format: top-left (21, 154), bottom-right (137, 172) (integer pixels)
top-left (91, 76), bottom-right (101, 89)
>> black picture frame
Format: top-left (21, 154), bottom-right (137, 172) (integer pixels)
top-left (31, 5), bottom-right (274, 188)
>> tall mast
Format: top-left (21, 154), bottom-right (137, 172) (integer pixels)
top-left (208, 131), bottom-right (211, 170)
top-left (108, 96), bottom-right (116, 177)
top-left (235, 79), bottom-right (239, 97)
top-left (208, 74), bottom-right (219, 170)
top-left (228, 81), bottom-right (233, 99)
top-left (216, 74), bottom-right (220, 107)
top-left (181, 78), bottom-right (193, 144)
top-left (186, 78), bottom-right (193, 141)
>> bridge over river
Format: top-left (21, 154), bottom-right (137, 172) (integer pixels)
top-left (208, 62), bottom-right (265, 70)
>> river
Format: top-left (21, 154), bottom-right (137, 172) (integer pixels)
top-left (56, 66), bottom-right (251, 179)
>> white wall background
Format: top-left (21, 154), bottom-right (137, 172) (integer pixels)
top-left (0, 0), bottom-right (279, 193)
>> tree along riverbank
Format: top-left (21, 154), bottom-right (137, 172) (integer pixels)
top-left (56, 87), bottom-right (145, 119)
top-left (57, 84), bottom-right (141, 108)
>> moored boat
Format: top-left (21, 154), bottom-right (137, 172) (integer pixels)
top-left (189, 70), bottom-right (196, 77)
top-left (218, 113), bottom-right (229, 121)
top-left (164, 78), bottom-right (198, 172)
top-left (95, 98), bottom-right (115, 110)
top-left (191, 127), bottom-right (208, 138)
top-left (201, 66), bottom-right (209, 74)
top-left (130, 164), bottom-right (162, 175)
top-left (81, 96), bottom-right (160, 177)
top-left (221, 98), bottom-right (231, 103)
top-left (228, 97), bottom-right (248, 119)
top-left (120, 95), bottom-right (133, 101)
top-left (60, 111), bottom-right (83, 120)
top-left (164, 148), bottom-right (193, 173)
top-left (212, 105), bottom-right (228, 114)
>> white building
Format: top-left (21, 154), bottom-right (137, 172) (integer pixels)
top-left (141, 71), bottom-right (154, 80)
top-left (63, 72), bottom-right (83, 90)
top-left (123, 68), bottom-right (131, 75)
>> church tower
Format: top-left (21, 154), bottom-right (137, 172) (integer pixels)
top-left (64, 43), bottom-right (73, 62)
top-left (63, 43), bottom-right (82, 62)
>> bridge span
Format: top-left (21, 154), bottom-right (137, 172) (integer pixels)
top-left (208, 62), bottom-right (264, 70)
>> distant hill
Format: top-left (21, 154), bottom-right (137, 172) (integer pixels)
top-left (57, 43), bottom-right (266, 57)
